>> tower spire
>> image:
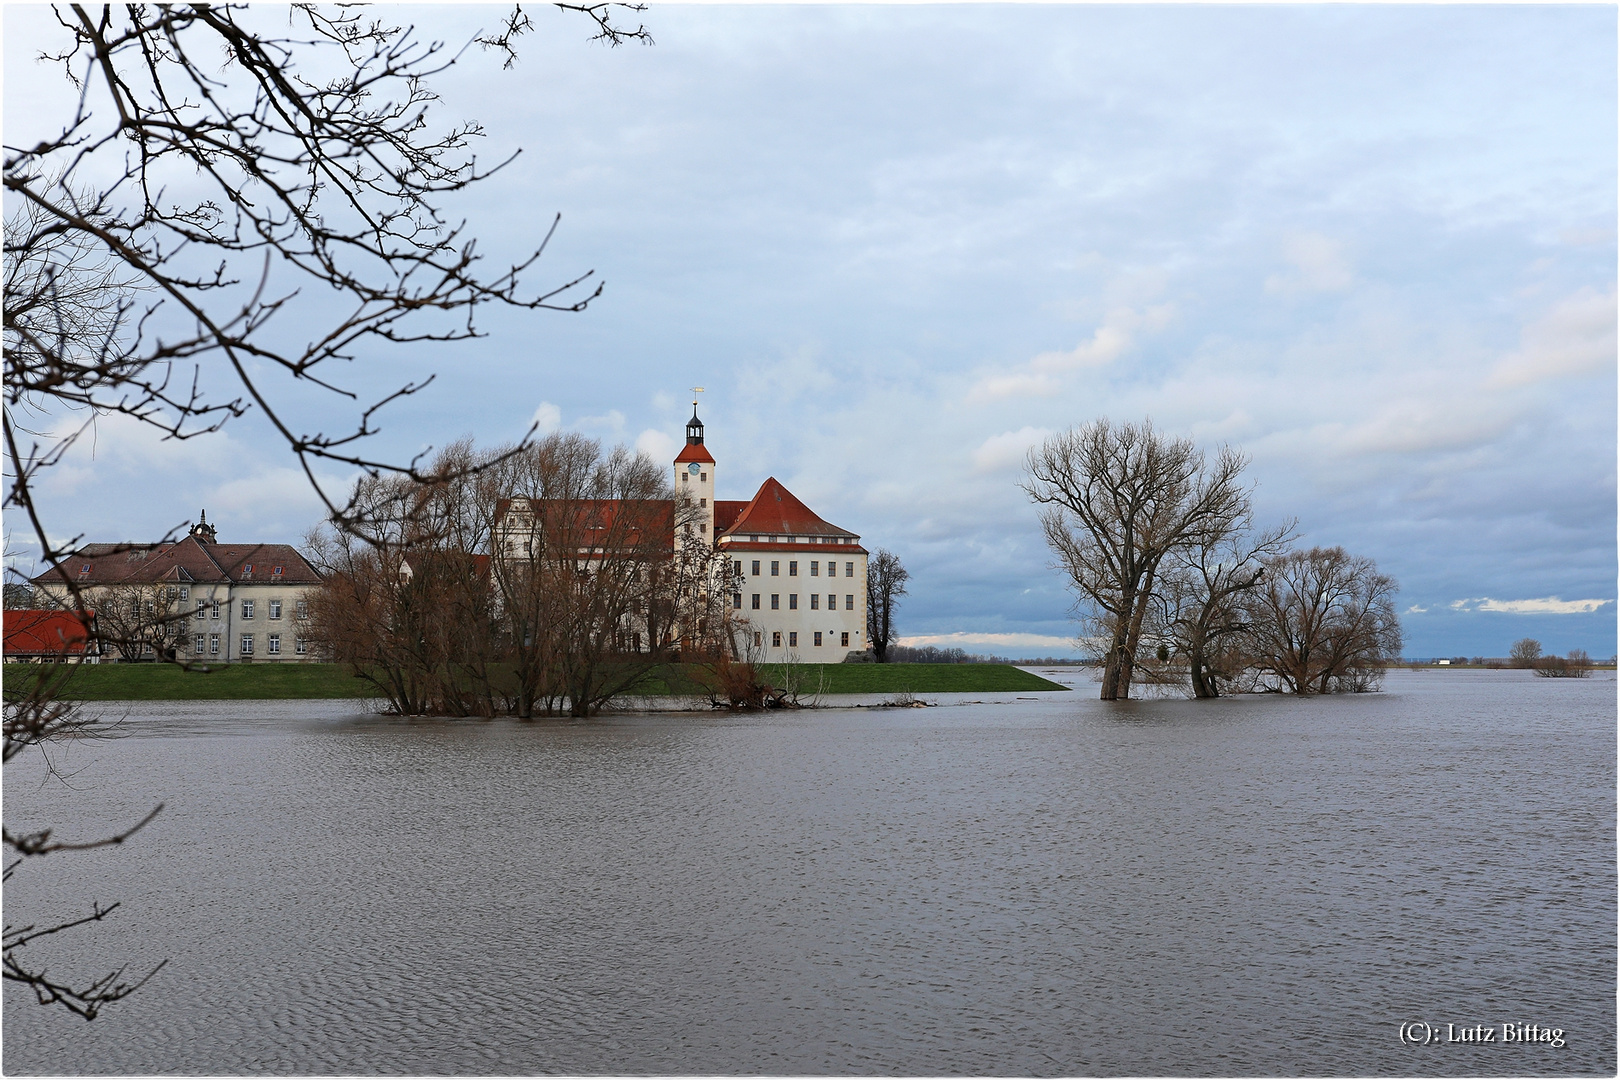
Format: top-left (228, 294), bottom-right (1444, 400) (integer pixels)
top-left (686, 386), bottom-right (706, 445)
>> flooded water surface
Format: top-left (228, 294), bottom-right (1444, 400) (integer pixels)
top-left (3, 670), bottom-right (1613, 1075)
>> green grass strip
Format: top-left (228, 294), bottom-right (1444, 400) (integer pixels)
top-left (13, 660), bottom-right (1068, 700)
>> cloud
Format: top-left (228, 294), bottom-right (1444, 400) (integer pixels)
top-left (1264, 232), bottom-right (1354, 295)
top-left (972, 426), bottom-right (1049, 474)
top-left (532, 401), bottom-right (562, 433)
top-left (1451, 596), bottom-right (1612, 615)
top-left (1405, 604), bottom-right (1429, 614)
top-left (974, 304), bottom-right (1173, 399)
top-left (1488, 286), bottom-right (1617, 388)
top-left (634, 427), bottom-right (677, 463)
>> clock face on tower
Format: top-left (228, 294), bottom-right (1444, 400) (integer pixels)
top-left (688, 463), bottom-right (701, 474)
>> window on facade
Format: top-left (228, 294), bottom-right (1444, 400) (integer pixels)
top-left (810, 561), bottom-right (819, 576)
top-left (841, 631), bottom-right (850, 647)
top-left (788, 632), bottom-right (798, 647)
top-left (700, 472), bottom-right (707, 482)
top-left (195, 634), bottom-right (206, 654)
top-left (268, 634), bottom-right (281, 655)
top-left (143, 642), bottom-right (154, 655)
top-left (296, 600), bottom-right (308, 620)
top-left (814, 631), bottom-right (823, 646)
top-left (196, 600), bottom-right (207, 620)
top-left (240, 634), bottom-right (254, 655)
top-left (770, 594), bottom-right (780, 610)
top-left (828, 594), bottom-right (836, 610)
top-left (269, 600), bottom-right (282, 620)
top-left (681, 472), bottom-right (689, 483)
top-left (772, 631), bottom-right (781, 648)
top-left (732, 593), bottom-right (742, 610)
top-left (846, 594), bottom-right (855, 610)
top-left (754, 631), bottom-right (763, 647)
top-left (180, 586), bottom-right (189, 600)
top-left (295, 637), bottom-right (307, 655)
top-left (699, 523), bottom-right (706, 534)
top-left (810, 594), bottom-right (819, 610)
top-left (788, 561), bottom-right (798, 576)
top-left (700, 498), bottom-right (707, 508)
top-left (844, 561), bottom-right (853, 577)
top-left (788, 594), bottom-right (798, 610)
top-left (209, 634), bottom-right (220, 655)
top-left (752, 594), bottom-right (761, 610)
top-left (770, 561), bottom-right (779, 576)
top-left (733, 561), bottom-right (743, 577)
top-left (242, 600), bottom-right (254, 619)
top-left (213, 599), bottom-right (221, 618)
top-left (751, 560), bottom-right (760, 576)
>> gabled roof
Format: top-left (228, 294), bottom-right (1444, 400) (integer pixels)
top-left (32, 536), bottom-right (321, 588)
top-left (3, 609), bottom-right (97, 656)
top-left (721, 478), bottom-right (857, 541)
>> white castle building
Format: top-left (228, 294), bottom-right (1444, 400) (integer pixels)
top-left (676, 406), bottom-right (870, 661)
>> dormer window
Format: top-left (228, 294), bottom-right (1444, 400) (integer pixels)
top-left (242, 564), bottom-right (253, 579)
top-left (78, 564), bottom-right (92, 578)
top-left (272, 565), bottom-right (283, 577)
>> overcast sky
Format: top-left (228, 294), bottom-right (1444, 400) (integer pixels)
top-left (6, 4), bottom-right (1615, 658)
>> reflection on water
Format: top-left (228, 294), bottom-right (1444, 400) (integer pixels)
top-left (3, 671), bottom-right (1613, 1075)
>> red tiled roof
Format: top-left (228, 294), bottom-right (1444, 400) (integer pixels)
top-left (674, 442), bottom-right (714, 465)
top-left (32, 536), bottom-right (322, 589)
top-left (714, 500), bottom-right (749, 534)
top-left (722, 478), bottom-right (859, 542)
top-left (498, 498), bottom-right (676, 553)
top-left (4, 610), bottom-right (97, 657)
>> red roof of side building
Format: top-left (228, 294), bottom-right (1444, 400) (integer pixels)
top-left (31, 536), bottom-right (322, 589)
top-left (714, 500), bottom-right (749, 534)
top-left (718, 478), bottom-right (867, 553)
top-left (4, 609), bottom-right (98, 657)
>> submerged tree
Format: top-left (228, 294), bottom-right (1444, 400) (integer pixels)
top-left (1241, 546), bottom-right (1402, 694)
top-left (1024, 419), bottom-right (1249, 700)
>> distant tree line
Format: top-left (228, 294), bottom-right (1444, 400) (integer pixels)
top-left (1024, 418), bottom-right (1402, 701)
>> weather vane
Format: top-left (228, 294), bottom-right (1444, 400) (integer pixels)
top-left (691, 386), bottom-right (704, 410)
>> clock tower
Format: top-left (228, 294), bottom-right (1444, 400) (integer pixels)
top-left (673, 402), bottom-right (715, 542)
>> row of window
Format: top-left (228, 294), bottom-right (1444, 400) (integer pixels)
top-left (753, 630), bottom-right (852, 648)
top-left (743, 593), bottom-right (855, 611)
top-left (679, 471), bottom-right (708, 483)
top-left (192, 633), bottom-right (306, 656)
top-left (744, 536), bottom-right (845, 545)
top-left (738, 560), bottom-right (855, 579)
top-left (194, 599), bottom-right (308, 620)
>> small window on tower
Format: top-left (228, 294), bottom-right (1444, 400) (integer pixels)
top-left (700, 498), bottom-right (706, 508)
top-left (700, 472), bottom-right (707, 482)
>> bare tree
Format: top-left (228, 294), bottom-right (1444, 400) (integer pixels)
top-left (5, 3), bottom-right (653, 1019)
top-left (82, 582), bottom-right (191, 663)
top-left (1158, 519), bottom-right (1297, 698)
top-left (1242, 546), bottom-right (1402, 694)
top-left (866, 549), bottom-right (909, 663)
top-left (1024, 419), bottom-right (1250, 700)
top-left (1534, 649), bottom-right (1592, 679)
top-left (1509, 638), bottom-right (1542, 669)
